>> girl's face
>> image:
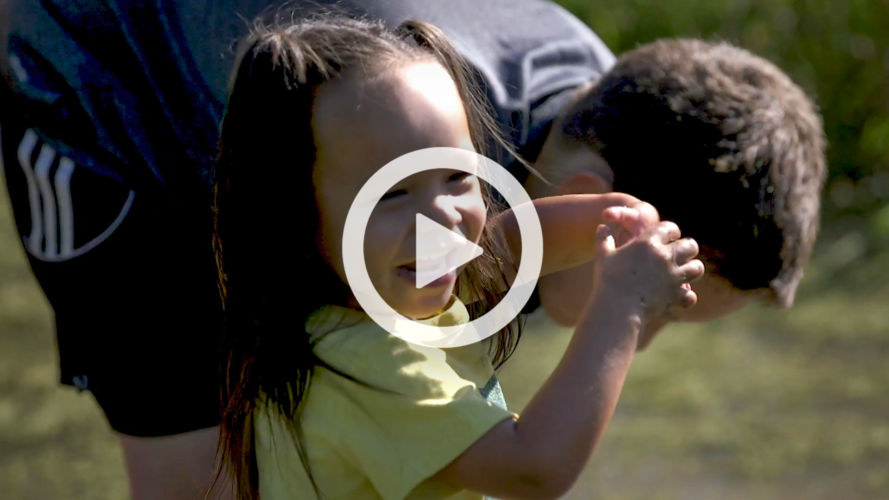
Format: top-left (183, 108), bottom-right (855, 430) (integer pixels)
top-left (312, 61), bottom-right (486, 319)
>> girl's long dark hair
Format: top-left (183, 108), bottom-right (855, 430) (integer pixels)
top-left (212, 15), bottom-right (522, 500)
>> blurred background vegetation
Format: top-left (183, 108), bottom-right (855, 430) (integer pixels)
top-left (1, 0), bottom-right (887, 499)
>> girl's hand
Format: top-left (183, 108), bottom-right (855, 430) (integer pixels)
top-left (591, 221), bottom-right (704, 328)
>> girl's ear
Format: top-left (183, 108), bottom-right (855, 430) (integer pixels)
top-left (556, 171), bottom-right (612, 195)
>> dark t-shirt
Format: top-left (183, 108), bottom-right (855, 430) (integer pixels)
top-left (6, 0), bottom-right (614, 189)
top-left (179, 0), bottom-right (616, 173)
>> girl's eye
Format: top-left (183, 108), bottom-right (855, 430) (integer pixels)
top-left (448, 172), bottom-right (471, 182)
top-left (380, 188), bottom-right (407, 201)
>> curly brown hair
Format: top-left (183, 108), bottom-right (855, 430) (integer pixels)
top-left (563, 39), bottom-right (826, 306)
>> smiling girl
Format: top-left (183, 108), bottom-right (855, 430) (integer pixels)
top-left (213, 16), bottom-right (702, 500)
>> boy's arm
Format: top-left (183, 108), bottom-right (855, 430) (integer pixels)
top-left (538, 262), bottom-right (597, 326)
top-left (490, 192), bottom-right (649, 280)
top-left (489, 194), bottom-right (660, 326)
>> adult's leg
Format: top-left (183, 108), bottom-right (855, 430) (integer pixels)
top-left (120, 427), bottom-right (233, 500)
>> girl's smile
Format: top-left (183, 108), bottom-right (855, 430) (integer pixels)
top-left (397, 264), bottom-right (458, 289)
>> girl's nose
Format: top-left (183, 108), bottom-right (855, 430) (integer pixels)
top-left (424, 193), bottom-right (463, 230)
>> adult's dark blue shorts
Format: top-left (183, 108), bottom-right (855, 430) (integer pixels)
top-left (1, 83), bottom-right (223, 437)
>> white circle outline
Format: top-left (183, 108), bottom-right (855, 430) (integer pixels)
top-left (342, 147), bottom-right (543, 348)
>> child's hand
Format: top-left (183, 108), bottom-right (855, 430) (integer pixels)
top-left (602, 201), bottom-right (660, 247)
top-left (591, 220), bottom-right (704, 332)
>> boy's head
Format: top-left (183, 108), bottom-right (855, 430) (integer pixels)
top-left (556, 38), bottom-right (826, 308)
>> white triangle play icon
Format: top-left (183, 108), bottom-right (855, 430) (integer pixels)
top-left (415, 213), bottom-right (484, 288)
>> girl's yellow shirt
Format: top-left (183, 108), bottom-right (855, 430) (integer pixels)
top-left (254, 299), bottom-right (514, 499)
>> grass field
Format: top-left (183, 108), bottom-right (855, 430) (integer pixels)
top-left (1, 165), bottom-right (888, 499)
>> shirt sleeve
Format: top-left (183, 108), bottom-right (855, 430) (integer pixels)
top-left (307, 328), bottom-right (515, 499)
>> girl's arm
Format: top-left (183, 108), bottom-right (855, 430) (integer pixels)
top-left (444, 291), bottom-right (641, 498)
top-left (432, 222), bottom-right (704, 498)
